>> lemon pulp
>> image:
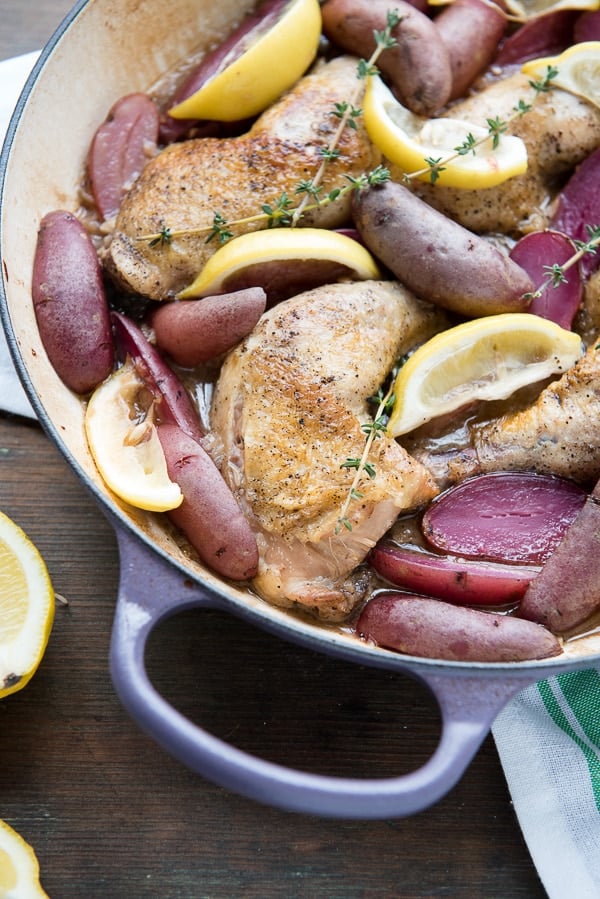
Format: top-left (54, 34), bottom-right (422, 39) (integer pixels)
top-left (169, 0), bottom-right (322, 122)
top-left (85, 363), bottom-right (183, 513)
top-left (387, 313), bottom-right (584, 437)
top-left (178, 228), bottom-right (381, 298)
top-left (0, 512), bottom-right (54, 700)
top-left (522, 42), bottom-right (600, 109)
top-left (363, 75), bottom-right (528, 190)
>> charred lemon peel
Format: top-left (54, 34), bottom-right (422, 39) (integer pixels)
top-left (178, 228), bottom-right (382, 298)
top-left (363, 74), bottom-right (529, 189)
top-left (387, 313), bottom-right (584, 437)
top-left (168, 0), bottom-right (322, 122)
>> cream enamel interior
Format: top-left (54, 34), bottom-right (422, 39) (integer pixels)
top-left (2, 0), bottom-right (599, 666)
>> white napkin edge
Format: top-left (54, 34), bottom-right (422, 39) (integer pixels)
top-left (1, 51), bottom-right (41, 419)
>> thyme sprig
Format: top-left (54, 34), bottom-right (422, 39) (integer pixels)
top-left (524, 224), bottom-right (600, 300)
top-left (335, 369), bottom-right (399, 534)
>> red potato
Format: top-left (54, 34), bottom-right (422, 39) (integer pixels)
top-left (111, 311), bottom-right (205, 442)
top-left (157, 424), bottom-right (259, 581)
top-left (152, 288), bottom-right (267, 366)
top-left (209, 259), bottom-right (366, 306)
top-left (550, 146), bottom-right (600, 280)
top-left (32, 210), bottom-right (114, 394)
top-left (494, 10), bottom-right (578, 66)
top-left (519, 479), bottom-right (600, 633)
top-left (88, 93), bottom-right (159, 221)
top-left (352, 182), bottom-right (534, 316)
top-left (434, 0), bottom-right (507, 100)
top-left (356, 592), bottom-right (562, 661)
top-left (422, 473), bottom-right (587, 565)
top-left (369, 542), bottom-right (539, 606)
top-left (321, 0), bottom-right (453, 116)
top-left (509, 230), bottom-right (582, 328)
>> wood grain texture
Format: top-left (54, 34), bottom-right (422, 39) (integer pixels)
top-left (0, 2), bottom-right (547, 896)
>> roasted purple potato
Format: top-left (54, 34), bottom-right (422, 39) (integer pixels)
top-left (32, 210), bottom-right (114, 394)
top-left (356, 592), bottom-right (562, 661)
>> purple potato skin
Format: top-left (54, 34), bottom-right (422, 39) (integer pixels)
top-left (509, 231), bottom-right (582, 329)
top-left (152, 288), bottom-right (267, 366)
top-left (352, 182), bottom-right (534, 317)
top-left (111, 311), bottom-right (205, 442)
top-left (434, 0), bottom-right (507, 101)
top-left (32, 210), bottom-right (114, 394)
top-left (356, 592), bottom-right (562, 661)
top-left (369, 543), bottom-right (539, 607)
top-left (158, 424), bottom-right (259, 581)
top-left (519, 483), bottom-right (600, 633)
top-left (321, 0), bottom-right (453, 116)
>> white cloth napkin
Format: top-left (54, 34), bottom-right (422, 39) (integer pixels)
top-left (0, 52), bottom-right (39, 418)
top-left (2, 51), bottom-right (600, 897)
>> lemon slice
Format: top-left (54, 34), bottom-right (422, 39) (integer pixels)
top-left (363, 74), bottom-right (528, 190)
top-left (178, 228), bottom-right (381, 298)
top-left (387, 313), bottom-right (583, 437)
top-left (504, 0), bottom-right (598, 21)
top-left (522, 42), bottom-right (600, 108)
top-left (85, 363), bottom-right (183, 512)
top-left (168, 0), bottom-right (322, 122)
top-left (0, 512), bottom-right (54, 701)
top-left (0, 820), bottom-right (48, 898)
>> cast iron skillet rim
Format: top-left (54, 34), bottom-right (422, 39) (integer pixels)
top-left (0, 0), bottom-right (589, 683)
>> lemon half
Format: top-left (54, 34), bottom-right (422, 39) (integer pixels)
top-left (0, 512), bottom-right (54, 701)
top-left (387, 313), bottom-right (583, 437)
top-left (178, 228), bottom-right (381, 298)
top-left (363, 74), bottom-right (528, 190)
top-left (522, 42), bottom-right (600, 109)
top-left (85, 363), bottom-right (183, 513)
top-left (169, 0), bottom-right (322, 122)
top-left (0, 820), bottom-right (48, 898)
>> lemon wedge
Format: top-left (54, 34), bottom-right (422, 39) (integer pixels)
top-left (387, 313), bottom-right (583, 437)
top-left (85, 362), bottom-right (183, 512)
top-left (0, 820), bottom-right (48, 898)
top-left (178, 228), bottom-right (381, 298)
top-left (168, 0), bottom-right (322, 122)
top-left (504, 0), bottom-right (598, 21)
top-left (0, 512), bottom-right (54, 701)
top-left (363, 74), bottom-right (528, 189)
top-left (522, 42), bottom-right (600, 109)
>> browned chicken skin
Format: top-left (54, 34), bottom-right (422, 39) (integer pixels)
top-left (106, 56), bottom-right (380, 300)
top-left (411, 342), bottom-right (600, 488)
top-left (210, 280), bottom-right (446, 620)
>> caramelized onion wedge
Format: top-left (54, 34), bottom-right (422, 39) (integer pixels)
top-left (356, 593), bottom-right (562, 662)
top-left (369, 543), bottom-right (539, 606)
top-left (509, 230), bottom-right (582, 328)
top-left (422, 472), bottom-right (587, 565)
top-left (88, 93), bottom-right (159, 221)
top-left (111, 311), bottom-right (205, 442)
top-left (550, 146), bottom-right (600, 280)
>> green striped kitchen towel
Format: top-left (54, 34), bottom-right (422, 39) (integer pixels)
top-left (493, 669), bottom-right (600, 899)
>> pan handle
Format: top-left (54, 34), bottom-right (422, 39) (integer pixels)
top-left (109, 527), bottom-right (534, 819)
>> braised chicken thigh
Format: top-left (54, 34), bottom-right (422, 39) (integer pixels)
top-left (106, 56), bottom-right (379, 300)
top-left (210, 280), bottom-right (446, 620)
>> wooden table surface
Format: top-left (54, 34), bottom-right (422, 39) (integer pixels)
top-left (0, 2), bottom-right (549, 897)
